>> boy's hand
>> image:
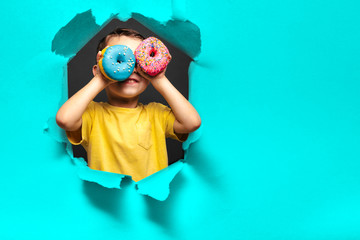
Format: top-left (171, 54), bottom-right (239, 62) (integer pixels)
top-left (95, 50), bottom-right (117, 86)
top-left (136, 65), bottom-right (167, 86)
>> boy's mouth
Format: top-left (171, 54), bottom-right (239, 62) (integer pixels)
top-left (122, 78), bottom-right (139, 84)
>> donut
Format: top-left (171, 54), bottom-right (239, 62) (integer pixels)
top-left (134, 37), bottom-right (171, 76)
top-left (98, 45), bottom-right (136, 81)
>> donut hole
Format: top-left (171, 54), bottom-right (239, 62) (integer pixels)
top-left (149, 50), bottom-right (156, 57)
top-left (117, 60), bottom-right (122, 64)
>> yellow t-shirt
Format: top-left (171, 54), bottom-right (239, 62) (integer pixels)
top-left (66, 101), bottom-right (188, 182)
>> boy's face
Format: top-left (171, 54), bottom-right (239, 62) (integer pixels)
top-left (99, 36), bottom-right (150, 100)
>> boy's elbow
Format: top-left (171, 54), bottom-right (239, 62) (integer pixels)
top-left (56, 112), bottom-right (80, 131)
top-left (187, 117), bottom-right (201, 132)
top-left (193, 117), bottom-right (201, 131)
top-left (175, 116), bottom-right (201, 133)
top-left (56, 112), bottom-right (68, 130)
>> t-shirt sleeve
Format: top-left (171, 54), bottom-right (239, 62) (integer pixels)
top-left (152, 102), bottom-right (188, 142)
top-left (65, 101), bottom-right (95, 146)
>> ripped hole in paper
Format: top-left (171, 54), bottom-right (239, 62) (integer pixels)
top-left (48, 10), bottom-right (201, 201)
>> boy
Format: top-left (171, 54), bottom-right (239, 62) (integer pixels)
top-left (56, 28), bottom-right (201, 182)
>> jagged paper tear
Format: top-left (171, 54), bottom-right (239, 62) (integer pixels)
top-left (51, 10), bottom-right (101, 58)
top-left (47, 10), bottom-right (202, 201)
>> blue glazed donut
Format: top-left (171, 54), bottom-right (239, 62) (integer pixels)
top-left (99, 45), bottom-right (136, 81)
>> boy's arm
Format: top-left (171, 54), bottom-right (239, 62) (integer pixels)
top-left (56, 52), bottom-right (113, 131)
top-left (139, 68), bottom-right (201, 134)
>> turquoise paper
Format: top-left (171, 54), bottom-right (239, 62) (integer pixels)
top-left (1, 0), bottom-right (360, 239)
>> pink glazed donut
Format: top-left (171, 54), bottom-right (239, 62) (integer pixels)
top-left (134, 37), bottom-right (172, 76)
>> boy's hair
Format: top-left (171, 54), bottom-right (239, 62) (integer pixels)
top-left (96, 28), bottom-right (145, 55)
